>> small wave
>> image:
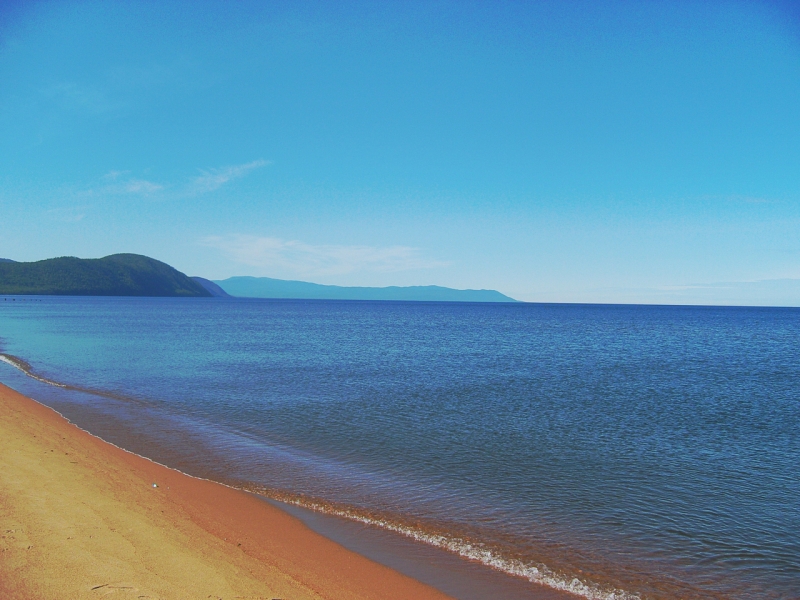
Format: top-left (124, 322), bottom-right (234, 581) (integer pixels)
top-left (0, 350), bottom-right (641, 599)
top-left (0, 353), bottom-right (67, 388)
top-left (257, 489), bottom-right (641, 600)
top-left (0, 349), bottom-right (641, 599)
top-left (0, 352), bottom-right (152, 406)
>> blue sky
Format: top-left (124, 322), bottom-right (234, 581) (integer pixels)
top-left (1, 1), bottom-right (799, 304)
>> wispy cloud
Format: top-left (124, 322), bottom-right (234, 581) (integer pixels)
top-left (83, 159), bottom-right (268, 199)
top-left (46, 206), bottom-right (87, 223)
top-left (44, 82), bottom-right (124, 115)
top-left (101, 170), bottom-right (130, 181)
top-left (122, 179), bottom-right (164, 194)
top-left (190, 160), bottom-right (269, 194)
top-left (78, 176), bottom-right (164, 198)
top-left (202, 234), bottom-right (448, 276)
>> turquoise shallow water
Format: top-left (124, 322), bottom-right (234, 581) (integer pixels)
top-left (0, 297), bottom-right (798, 599)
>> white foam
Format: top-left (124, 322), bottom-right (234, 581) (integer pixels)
top-left (0, 354), bottom-right (67, 388)
top-left (278, 496), bottom-right (641, 600)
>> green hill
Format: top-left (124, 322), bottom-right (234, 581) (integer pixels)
top-left (215, 276), bottom-right (517, 302)
top-left (0, 254), bottom-right (211, 297)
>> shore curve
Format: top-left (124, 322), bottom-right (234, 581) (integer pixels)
top-left (0, 382), bottom-right (454, 600)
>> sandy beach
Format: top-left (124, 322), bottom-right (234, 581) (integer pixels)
top-left (0, 382), bottom-right (453, 600)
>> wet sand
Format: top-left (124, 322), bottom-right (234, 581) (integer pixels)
top-left (0, 382), bottom-right (453, 600)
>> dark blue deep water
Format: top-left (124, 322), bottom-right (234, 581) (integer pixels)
top-left (0, 297), bottom-right (798, 599)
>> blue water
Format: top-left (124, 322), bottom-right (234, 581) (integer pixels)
top-left (0, 297), bottom-right (798, 599)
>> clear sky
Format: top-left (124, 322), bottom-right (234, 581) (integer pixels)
top-left (2, 1), bottom-right (800, 304)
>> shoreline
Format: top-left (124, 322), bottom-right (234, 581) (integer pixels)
top-left (0, 363), bottom-right (583, 600)
top-left (1, 298), bottom-right (790, 600)
top-left (0, 382), bottom-right (455, 599)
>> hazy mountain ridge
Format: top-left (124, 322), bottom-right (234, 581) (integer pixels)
top-left (0, 254), bottom-right (514, 301)
top-left (191, 277), bottom-right (231, 297)
top-left (215, 276), bottom-right (517, 302)
top-left (0, 254), bottom-right (210, 297)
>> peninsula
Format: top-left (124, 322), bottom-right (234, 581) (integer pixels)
top-left (215, 276), bottom-right (517, 302)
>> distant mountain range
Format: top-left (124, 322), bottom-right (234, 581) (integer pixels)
top-left (0, 254), bottom-right (210, 297)
top-left (191, 277), bottom-right (231, 297)
top-left (0, 254), bottom-right (516, 301)
top-left (214, 276), bottom-right (517, 302)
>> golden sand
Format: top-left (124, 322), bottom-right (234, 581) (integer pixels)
top-left (0, 383), bottom-right (452, 600)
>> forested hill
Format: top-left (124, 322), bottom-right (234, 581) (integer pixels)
top-left (0, 254), bottom-right (211, 297)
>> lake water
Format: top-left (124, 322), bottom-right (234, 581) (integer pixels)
top-left (0, 297), bottom-right (797, 599)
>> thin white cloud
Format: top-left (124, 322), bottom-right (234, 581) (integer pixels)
top-left (45, 82), bottom-right (124, 114)
top-left (77, 177), bottom-right (164, 198)
top-left (190, 159), bottom-right (269, 194)
top-left (46, 206), bottom-right (87, 223)
top-left (82, 159), bottom-right (267, 199)
top-left (202, 234), bottom-right (449, 276)
top-left (101, 170), bottom-right (130, 181)
top-left (122, 179), bottom-right (163, 194)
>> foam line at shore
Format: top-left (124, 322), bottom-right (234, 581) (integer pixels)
top-left (0, 353), bottom-right (67, 388)
top-left (259, 491), bottom-right (640, 600)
